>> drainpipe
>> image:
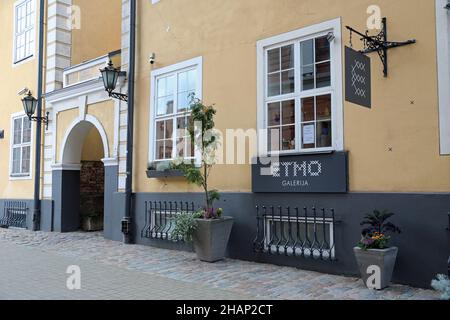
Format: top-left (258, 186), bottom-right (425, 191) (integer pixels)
top-left (123, 0), bottom-right (136, 244)
top-left (32, 0), bottom-right (46, 231)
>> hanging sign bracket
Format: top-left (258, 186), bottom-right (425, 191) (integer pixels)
top-left (346, 18), bottom-right (416, 77)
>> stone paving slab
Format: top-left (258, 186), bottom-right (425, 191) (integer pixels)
top-left (0, 229), bottom-right (439, 300)
top-left (0, 241), bottom-right (254, 300)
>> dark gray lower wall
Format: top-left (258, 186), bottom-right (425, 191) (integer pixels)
top-left (0, 199), bottom-right (53, 232)
top-left (108, 191), bottom-right (450, 289)
top-left (103, 164), bottom-right (121, 241)
top-left (52, 170), bottom-right (80, 232)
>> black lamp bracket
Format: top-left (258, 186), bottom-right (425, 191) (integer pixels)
top-left (108, 91), bottom-right (128, 102)
top-left (346, 17), bottom-right (416, 77)
top-left (29, 112), bottom-right (50, 131)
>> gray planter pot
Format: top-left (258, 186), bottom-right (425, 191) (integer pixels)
top-left (192, 217), bottom-right (234, 263)
top-left (354, 247), bottom-right (398, 290)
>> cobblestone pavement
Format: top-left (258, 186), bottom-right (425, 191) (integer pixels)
top-left (0, 229), bottom-right (439, 300)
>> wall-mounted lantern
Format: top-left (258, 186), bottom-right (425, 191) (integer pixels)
top-left (21, 90), bottom-right (49, 130)
top-left (100, 60), bottom-right (128, 102)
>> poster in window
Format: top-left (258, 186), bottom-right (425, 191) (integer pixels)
top-left (303, 124), bottom-right (315, 145)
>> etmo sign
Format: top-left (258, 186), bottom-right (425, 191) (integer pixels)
top-left (252, 152), bottom-right (348, 193)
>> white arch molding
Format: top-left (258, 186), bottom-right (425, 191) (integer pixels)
top-left (60, 114), bottom-right (110, 165)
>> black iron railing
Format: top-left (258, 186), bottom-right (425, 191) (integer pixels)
top-left (141, 201), bottom-right (196, 241)
top-left (254, 206), bottom-right (337, 261)
top-left (0, 201), bottom-right (28, 229)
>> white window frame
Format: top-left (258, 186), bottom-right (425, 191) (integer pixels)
top-left (13, 0), bottom-right (36, 65)
top-left (148, 56), bottom-right (203, 165)
top-left (257, 18), bottom-right (343, 156)
top-left (9, 112), bottom-right (33, 180)
top-left (436, 0), bottom-right (450, 155)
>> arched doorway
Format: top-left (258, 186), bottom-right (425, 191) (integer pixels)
top-left (53, 117), bottom-right (110, 233)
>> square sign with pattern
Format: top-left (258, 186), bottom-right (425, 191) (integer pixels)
top-left (345, 46), bottom-right (371, 108)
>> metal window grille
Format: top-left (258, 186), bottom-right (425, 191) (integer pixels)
top-left (254, 206), bottom-right (337, 261)
top-left (0, 201), bottom-right (28, 229)
top-left (141, 201), bottom-right (196, 241)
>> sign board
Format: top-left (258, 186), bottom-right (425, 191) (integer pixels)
top-left (252, 152), bottom-right (348, 193)
top-left (345, 46), bottom-right (371, 108)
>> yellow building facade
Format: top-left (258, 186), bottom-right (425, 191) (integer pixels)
top-left (0, 0), bottom-right (449, 288)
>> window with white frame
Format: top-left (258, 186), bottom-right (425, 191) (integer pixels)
top-left (259, 19), bottom-right (343, 154)
top-left (11, 115), bottom-right (32, 177)
top-left (150, 57), bottom-right (202, 163)
top-left (14, 0), bottom-right (35, 63)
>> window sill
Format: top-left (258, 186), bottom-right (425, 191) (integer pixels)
top-left (146, 169), bottom-right (185, 179)
top-left (9, 174), bottom-right (32, 181)
top-left (13, 55), bottom-right (34, 67)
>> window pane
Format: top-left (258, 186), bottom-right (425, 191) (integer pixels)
top-left (315, 36), bottom-right (330, 62)
top-left (164, 142), bottom-right (173, 159)
top-left (156, 121), bottom-right (165, 140)
top-left (267, 48), bottom-right (280, 73)
top-left (268, 73), bottom-right (280, 96)
top-left (157, 75), bottom-right (175, 98)
top-left (165, 120), bottom-right (173, 139)
top-left (156, 141), bottom-right (165, 160)
top-left (178, 71), bottom-right (188, 92)
top-left (317, 121), bottom-right (332, 148)
top-left (157, 96), bottom-right (174, 116)
top-left (301, 65), bottom-right (314, 90)
top-left (178, 91), bottom-right (194, 112)
top-left (281, 70), bottom-right (295, 94)
top-left (316, 94), bottom-right (332, 120)
top-left (157, 77), bottom-right (166, 97)
top-left (316, 62), bottom-right (331, 88)
top-left (301, 39), bottom-right (314, 66)
top-left (13, 118), bottom-right (22, 145)
top-left (12, 148), bottom-right (21, 174)
top-left (176, 138), bottom-right (185, 158)
top-left (21, 146), bottom-right (30, 174)
top-left (187, 69), bottom-right (196, 91)
top-left (282, 126), bottom-right (295, 151)
top-left (281, 45), bottom-right (294, 70)
top-left (301, 97), bottom-right (315, 122)
top-left (282, 100), bottom-right (295, 125)
top-left (268, 128), bottom-right (280, 152)
top-left (23, 117), bottom-right (31, 143)
top-left (268, 102), bottom-right (280, 126)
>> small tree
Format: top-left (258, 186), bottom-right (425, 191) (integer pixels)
top-left (174, 96), bottom-right (222, 219)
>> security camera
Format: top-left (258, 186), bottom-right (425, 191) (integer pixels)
top-left (17, 87), bottom-right (30, 96)
top-left (326, 32), bottom-right (335, 43)
top-left (149, 53), bottom-right (156, 65)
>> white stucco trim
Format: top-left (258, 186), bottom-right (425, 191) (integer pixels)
top-left (51, 163), bottom-right (81, 171)
top-left (59, 114), bottom-right (110, 165)
top-left (436, 0), bottom-right (450, 155)
top-left (101, 158), bottom-right (119, 167)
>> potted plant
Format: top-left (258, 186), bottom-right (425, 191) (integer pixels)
top-left (171, 97), bottom-right (234, 263)
top-left (354, 209), bottom-right (401, 290)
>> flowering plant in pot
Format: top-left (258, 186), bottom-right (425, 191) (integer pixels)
top-left (354, 209), bottom-right (401, 290)
top-left (171, 97), bottom-right (233, 263)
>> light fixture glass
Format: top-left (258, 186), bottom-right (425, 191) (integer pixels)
top-left (100, 60), bottom-right (120, 93)
top-left (21, 91), bottom-right (38, 118)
